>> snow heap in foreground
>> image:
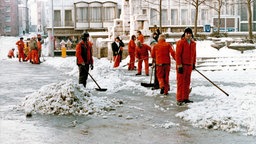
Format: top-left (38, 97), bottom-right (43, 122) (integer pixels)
top-left (176, 92), bottom-right (256, 136)
top-left (22, 79), bottom-right (122, 116)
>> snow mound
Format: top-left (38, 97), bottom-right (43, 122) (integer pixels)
top-left (176, 93), bottom-right (256, 136)
top-left (22, 79), bottom-right (122, 116)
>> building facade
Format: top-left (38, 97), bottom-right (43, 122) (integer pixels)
top-left (43, 0), bottom-right (118, 52)
top-left (18, 0), bottom-right (29, 35)
top-left (0, 0), bottom-right (19, 36)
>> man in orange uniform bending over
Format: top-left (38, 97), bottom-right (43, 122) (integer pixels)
top-left (135, 41), bottom-right (151, 76)
top-left (151, 34), bottom-right (176, 95)
top-left (175, 27), bottom-right (196, 106)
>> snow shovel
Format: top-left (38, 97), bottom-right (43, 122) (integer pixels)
top-left (88, 73), bottom-right (107, 91)
top-left (141, 65), bottom-right (155, 87)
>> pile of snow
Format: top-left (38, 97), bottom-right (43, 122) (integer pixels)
top-left (22, 79), bottom-right (122, 116)
top-left (176, 89), bottom-right (256, 136)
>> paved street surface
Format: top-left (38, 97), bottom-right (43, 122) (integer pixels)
top-left (0, 60), bottom-right (255, 144)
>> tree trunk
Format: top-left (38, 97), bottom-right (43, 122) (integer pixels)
top-left (217, 1), bottom-right (221, 34)
top-left (194, 0), bottom-right (199, 36)
top-left (159, 0), bottom-right (162, 32)
top-left (247, 0), bottom-right (253, 40)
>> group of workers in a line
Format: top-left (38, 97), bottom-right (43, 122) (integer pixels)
top-left (75, 27), bottom-right (196, 106)
top-left (8, 34), bottom-right (43, 64)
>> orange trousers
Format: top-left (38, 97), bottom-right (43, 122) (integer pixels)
top-left (31, 50), bottom-right (39, 64)
top-left (137, 57), bottom-right (149, 75)
top-left (113, 55), bottom-right (121, 68)
top-left (25, 51), bottom-right (32, 61)
top-left (128, 52), bottom-right (135, 70)
top-left (176, 65), bottom-right (193, 102)
top-left (18, 49), bottom-right (25, 61)
top-left (156, 65), bottom-right (170, 94)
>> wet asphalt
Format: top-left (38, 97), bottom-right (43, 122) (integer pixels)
top-left (0, 59), bottom-right (255, 144)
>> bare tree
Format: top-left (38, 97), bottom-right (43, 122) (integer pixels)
top-left (143, 0), bottom-right (163, 32)
top-left (245, 0), bottom-right (254, 41)
top-left (184, 0), bottom-right (207, 36)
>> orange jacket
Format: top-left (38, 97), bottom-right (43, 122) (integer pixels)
top-left (151, 39), bottom-right (175, 64)
top-left (16, 40), bottom-right (24, 51)
top-left (128, 39), bottom-right (136, 53)
top-left (8, 49), bottom-right (14, 58)
top-left (76, 40), bottom-right (93, 65)
top-left (137, 34), bottom-right (144, 43)
top-left (175, 38), bottom-right (196, 66)
top-left (135, 44), bottom-right (151, 59)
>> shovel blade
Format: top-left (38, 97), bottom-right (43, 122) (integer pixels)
top-left (95, 88), bottom-right (107, 91)
top-left (141, 83), bottom-right (154, 87)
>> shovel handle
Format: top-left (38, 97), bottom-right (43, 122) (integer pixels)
top-left (88, 73), bottom-right (102, 89)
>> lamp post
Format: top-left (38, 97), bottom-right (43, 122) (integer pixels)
top-left (50, 0), bottom-right (54, 56)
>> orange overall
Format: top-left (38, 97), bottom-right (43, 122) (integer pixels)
top-left (135, 44), bottom-right (151, 75)
top-left (151, 39), bottom-right (175, 94)
top-left (128, 39), bottom-right (136, 70)
top-left (16, 40), bottom-right (25, 61)
top-left (176, 38), bottom-right (196, 102)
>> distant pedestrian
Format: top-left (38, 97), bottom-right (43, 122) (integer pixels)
top-left (135, 41), bottom-right (151, 76)
top-left (152, 27), bottom-right (161, 42)
top-left (7, 48), bottom-right (15, 58)
top-left (76, 32), bottom-right (94, 88)
top-left (128, 35), bottom-right (136, 70)
top-left (176, 27), bottom-right (196, 106)
top-left (137, 30), bottom-right (144, 43)
top-left (151, 34), bottom-right (176, 95)
top-left (16, 37), bottom-right (26, 62)
top-left (112, 36), bottom-right (124, 68)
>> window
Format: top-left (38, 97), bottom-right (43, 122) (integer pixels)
top-left (201, 9), bottom-right (208, 21)
top-left (4, 26), bottom-right (11, 32)
top-left (161, 9), bottom-right (168, 25)
top-left (5, 16), bottom-right (11, 22)
top-left (5, 6), bottom-right (10, 12)
top-left (191, 9), bottom-right (195, 25)
top-left (171, 9), bottom-right (178, 25)
top-left (54, 10), bottom-right (61, 26)
top-left (76, 7), bottom-right (88, 22)
top-left (240, 4), bottom-right (247, 21)
top-left (103, 7), bottom-right (115, 21)
top-left (181, 9), bottom-right (188, 25)
top-left (90, 7), bottom-right (102, 22)
top-left (143, 9), bottom-right (147, 15)
top-left (5, 0), bottom-right (10, 2)
top-left (65, 10), bottom-right (72, 26)
top-left (150, 8), bottom-right (158, 25)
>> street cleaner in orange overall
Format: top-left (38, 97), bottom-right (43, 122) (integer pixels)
top-left (176, 27), bottom-right (196, 106)
top-left (151, 34), bottom-right (176, 95)
top-left (135, 41), bottom-right (151, 76)
top-left (16, 37), bottom-right (26, 62)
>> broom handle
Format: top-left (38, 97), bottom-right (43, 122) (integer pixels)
top-left (195, 68), bottom-right (229, 96)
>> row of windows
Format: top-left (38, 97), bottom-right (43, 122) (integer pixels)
top-left (53, 6), bottom-right (116, 26)
top-left (150, 8), bottom-right (208, 26)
